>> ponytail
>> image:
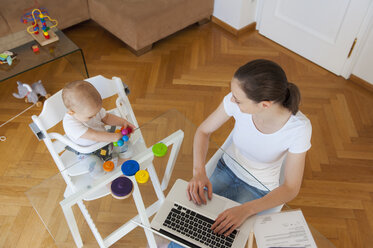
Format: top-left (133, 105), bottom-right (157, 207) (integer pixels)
top-left (283, 82), bottom-right (301, 115)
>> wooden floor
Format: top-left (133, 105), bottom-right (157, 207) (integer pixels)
top-left (0, 20), bottom-right (372, 247)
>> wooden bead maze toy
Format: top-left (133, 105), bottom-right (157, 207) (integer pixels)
top-left (23, 8), bottom-right (59, 46)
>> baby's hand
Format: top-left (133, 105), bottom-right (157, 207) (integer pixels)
top-left (123, 120), bottom-right (136, 130)
top-left (113, 132), bottom-right (123, 142)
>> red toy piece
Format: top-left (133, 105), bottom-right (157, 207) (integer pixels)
top-left (43, 31), bottom-right (50, 39)
top-left (32, 45), bottom-right (39, 52)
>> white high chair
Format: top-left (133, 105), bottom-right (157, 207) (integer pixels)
top-left (31, 75), bottom-right (141, 201)
top-left (204, 132), bottom-right (284, 214)
top-left (31, 75), bottom-right (171, 247)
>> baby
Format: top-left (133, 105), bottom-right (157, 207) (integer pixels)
top-left (62, 80), bottom-right (135, 175)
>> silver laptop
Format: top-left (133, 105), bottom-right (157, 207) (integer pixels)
top-left (151, 179), bottom-right (254, 248)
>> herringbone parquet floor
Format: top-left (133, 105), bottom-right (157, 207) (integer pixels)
top-left (0, 20), bottom-right (372, 248)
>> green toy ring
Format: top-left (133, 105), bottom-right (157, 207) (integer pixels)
top-left (152, 143), bottom-right (168, 157)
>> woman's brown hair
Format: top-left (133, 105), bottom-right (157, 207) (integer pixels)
top-left (234, 59), bottom-right (301, 115)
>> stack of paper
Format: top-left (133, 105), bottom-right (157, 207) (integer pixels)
top-left (254, 209), bottom-right (317, 248)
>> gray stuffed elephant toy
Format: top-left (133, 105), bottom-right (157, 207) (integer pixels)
top-left (13, 80), bottom-right (50, 106)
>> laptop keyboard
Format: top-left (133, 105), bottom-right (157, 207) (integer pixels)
top-left (161, 203), bottom-right (237, 248)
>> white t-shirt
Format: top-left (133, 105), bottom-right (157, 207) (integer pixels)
top-left (221, 93), bottom-right (312, 191)
top-left (63, 108), bottom-right (107, 146)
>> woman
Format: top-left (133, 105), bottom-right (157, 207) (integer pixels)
top-left (167, 59), bottom-right (312, 248)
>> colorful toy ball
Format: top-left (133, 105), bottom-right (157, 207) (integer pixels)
top-left (127, 126), bottom-right (133, 134)
top-left (111, 176), bottom-right (133, 199)
top-left (121, 128), bottom-right (128, 135)
top-left (121, 126), bottom-right (133, 135)
top-left (117, 139), bottom-right (124, 146)
top-left (113, 134), bottom-right (129, 147)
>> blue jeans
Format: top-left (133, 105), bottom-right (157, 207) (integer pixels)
top-left (209, 157), bottom-right (269, 203)
top-left (168, 157), bottom-right (269, 248)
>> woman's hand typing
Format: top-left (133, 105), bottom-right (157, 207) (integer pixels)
top-left (187, 173), bottom-right (213, 205)
top-left (211, 204), bottom-right (252, 236)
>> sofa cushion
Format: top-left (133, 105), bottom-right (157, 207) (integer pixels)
top-left (1, 0), bottom-right (90, 33)
top-left (89, 0), bottom-right (214, 50)
top-left (0, 12), bottom-right (11, 37)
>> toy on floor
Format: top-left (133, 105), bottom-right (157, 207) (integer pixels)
top-left (13, 80), bottom-right (50, 107)
top-left (23, 8), bottom-right (59, 46)
top-left (0, 51), bottom-right (17, 66)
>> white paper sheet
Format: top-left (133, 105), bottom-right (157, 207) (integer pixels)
top-left (254, 209), bottom-right (317, 248)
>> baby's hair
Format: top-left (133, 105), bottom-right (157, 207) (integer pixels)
top-left (62, 81), bottom-right (102, 112)
top-left (234, 59), bottom-right (301, 115)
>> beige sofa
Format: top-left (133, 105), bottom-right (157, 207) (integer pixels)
top-left (0, 0), bottom-right (214, 55)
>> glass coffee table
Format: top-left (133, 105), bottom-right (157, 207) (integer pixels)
top-left (0, 27), bottom-right (89, 82)
top-left (26, 109), bottom-right (335, 247)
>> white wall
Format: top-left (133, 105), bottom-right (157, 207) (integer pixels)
top-left (239, 0), bottom-right (257, 28)
top-left (213, 0), bottom-right (257, 29)
top-left (352, 28), bottom-right (373, 85)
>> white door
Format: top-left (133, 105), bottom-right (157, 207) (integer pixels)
top-left (257, 0), bottom-right (372, 75)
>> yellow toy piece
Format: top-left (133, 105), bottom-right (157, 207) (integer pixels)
top-left (135, 170), bottom-right (149, 184)
top-left (100, 149), bottom-right (107, 156)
